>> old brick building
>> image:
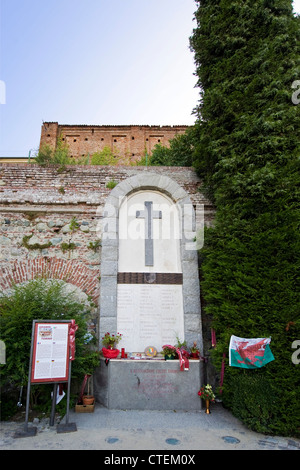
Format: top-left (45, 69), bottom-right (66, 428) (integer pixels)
top-left (40, 122), bottom-right (190, 163)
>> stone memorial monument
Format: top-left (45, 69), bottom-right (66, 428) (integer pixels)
top-left (96, 172), bottom-right (203, 410)
top-left (117, 190), bottom-right (185, 352)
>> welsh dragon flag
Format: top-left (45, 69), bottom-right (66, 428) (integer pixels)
top-left (229, 335), bottom-right (274, 369)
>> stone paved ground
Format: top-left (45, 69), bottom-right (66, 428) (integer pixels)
top-left (1, 403), bottom-right (299, 452)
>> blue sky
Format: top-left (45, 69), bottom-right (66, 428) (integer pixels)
top-left (0, 0), bottom-right (199, 157)
top-left (0, 0), bottom-right (299, 158)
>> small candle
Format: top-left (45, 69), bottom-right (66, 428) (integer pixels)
top-left (121, 348), bottom-right (125, 358)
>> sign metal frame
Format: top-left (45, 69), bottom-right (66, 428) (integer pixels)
top-left (30, 321), bottom-right (70, 384)
top-left (14, 320), bottom-right (77, 438)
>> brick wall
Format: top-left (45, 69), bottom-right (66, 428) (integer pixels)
top-left (0, 163), bottom-right (214, 334)
top-left (40, 122), bottom-right (190, 163)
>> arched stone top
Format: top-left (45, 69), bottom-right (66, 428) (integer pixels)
top-left (106, 173), bottom-right (192, 209)
top-left (101, 172), bottom-right (198, 251)
top-left (101, 172), bottom-right (199, 256)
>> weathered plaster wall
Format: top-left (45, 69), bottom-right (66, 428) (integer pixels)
top-left (0, 163), bottom-right (214, 337)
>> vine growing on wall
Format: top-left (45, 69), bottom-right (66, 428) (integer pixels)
top-left (21, 234), bottom-right (52, 251)
top-left (60, 217), bottom-right (80, 258)
top-left (87, 239), bottom-right (102, 252)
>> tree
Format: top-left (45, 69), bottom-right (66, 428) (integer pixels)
top-left (150, 127), bottom-right (196, 167)
top-left (190, 0), bottom-right (300, 436)
top-left (190, 0), bottom-right (300, 204)
top-left (35, 135), bottom-right (70, 167)
top-left (91, 146), bottom-right (116, 165)
top-left (150, 143), bottom-right (171, 166)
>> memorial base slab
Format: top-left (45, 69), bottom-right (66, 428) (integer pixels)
top-left (94, 358), bottom-right (202, 411)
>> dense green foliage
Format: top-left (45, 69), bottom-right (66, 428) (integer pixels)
top-left (190, 0), bottom-right (300, 203)
top-left (0, 279), bottom-right (99, 419)
top-left (35, 136), bottom-right (72, 167)
top-left (91, 146), bottom-right (117, 165)
top-left (190, 0), bottom-right (300, 436)
top-left (149, 127), bottom-right (196, 166)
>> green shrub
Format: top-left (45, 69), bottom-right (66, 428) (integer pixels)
top-left (34, 144), bottom-right (53, 167)
top-left (224, 372), bottom-right (279, 435)
top-left (35, 136), bottom-right (71, 168)
top-left (0, 278), bottom-right (99, 420)
top-left (88, 239), bottom-right (102, 252)
top-left (91, 147), bottom-right (116, 165)
top-left (61, 242), bottom-right (76, 253)
top-left (106, 180), bottom-right (118, 189)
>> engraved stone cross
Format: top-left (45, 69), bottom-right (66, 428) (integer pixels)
top-left (136, 201), bottom-right (162, 266)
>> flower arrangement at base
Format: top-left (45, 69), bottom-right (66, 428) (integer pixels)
top-left (190, 341), bottom-right (200, 358)
top-left (198, 384), bottom-right (216, 402)
top-left (161, 344), bottom-right (177, 359)
top-left (102, 332), bottom-right (122, 349)
top-left (101, 332), bottom-right (122, 358)
top-left (198, 384), bottom-right (215, 414)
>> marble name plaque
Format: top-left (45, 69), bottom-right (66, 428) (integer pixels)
top-left (117, 284), bottom-right (184, 352)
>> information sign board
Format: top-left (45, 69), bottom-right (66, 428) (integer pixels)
top-left (30, 322), bottom-right (70, 384)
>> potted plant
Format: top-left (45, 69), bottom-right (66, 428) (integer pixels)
top-left (198, 384), bottom-right (216, 414)
top-left (101, 332), bottom-right (122, 358)
top-left (175, 336), bottom-right (187, 350)
top-left (76, 334), bottom-right (100, 411)
top-left (82, 375), bottom-right (94, 405)
top-left (190, 341), bottom-right (200, 359)
top-left (162, 344), bottom-right (177, 360)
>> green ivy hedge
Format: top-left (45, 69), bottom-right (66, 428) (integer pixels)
top-left (190, 0), bottom-right (300, 437)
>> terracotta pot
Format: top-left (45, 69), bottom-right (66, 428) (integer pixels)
top-left (82, 395), bottom-right (94, 405)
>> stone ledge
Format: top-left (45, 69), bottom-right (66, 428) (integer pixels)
top-left (94, 358), bottom-right (202, 411)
